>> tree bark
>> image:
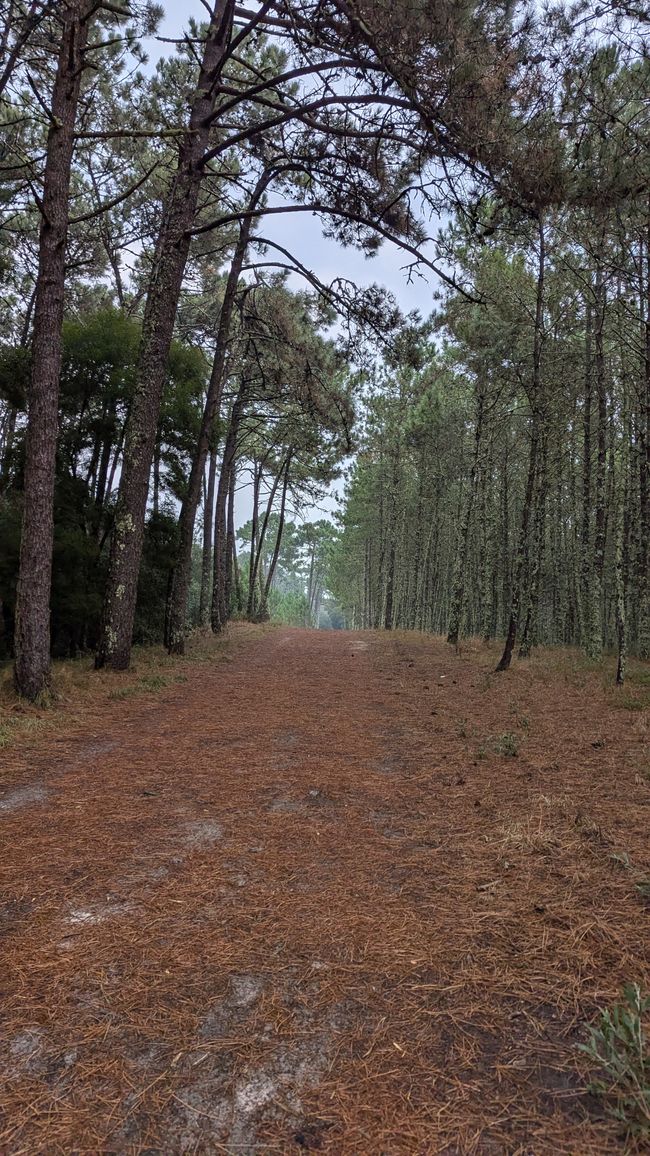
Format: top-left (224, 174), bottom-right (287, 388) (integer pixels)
top-left (586, 264), bottom-right (607, 659)
top-left (211, 381), bottom-right (247, 632)
top-left (14, 1), bottom-right (89, 700)
top-left (258, 453), bottom-right (292, 619)
top-left (199, 441), bottom-right (218, 628)
top-left (496, 214), bottom-right (545, 672)
top-left (447, 389), bottom-right (484, 645)
top-left (96, 0), bottom-right (235, 670)
top-left (638, 213), bottom-right (650, 657)
top-left (165, 183), bottom-right (266, 653)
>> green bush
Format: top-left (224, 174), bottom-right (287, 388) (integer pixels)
top-left (579, 984), bottom-right (650, 1138)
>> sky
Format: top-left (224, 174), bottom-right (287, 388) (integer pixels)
top-left (147, 2), bottom-right (439, 316)
top-left (144, 2), bottom-right (440, 524)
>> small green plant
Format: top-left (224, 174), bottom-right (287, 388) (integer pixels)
top-left (636, 880), bottom-right (650, 904)
top-left (456, 717), bottom-right (468, 738)
top-left (108, 686), bottom-right (138, 702)
top-left (494, 731), bottom-right (519, 757)
top-left (139, 674), bottom-right (168, 691)
top-left (579, 983), bottom-right (650, 1138)
top-left (612, 693), bottom-right (646, 712)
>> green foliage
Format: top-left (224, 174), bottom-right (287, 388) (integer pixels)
top-left (494, 732), bottom-right (519, 757)
top-left (267, 587), bottom-right (310, 627)
top-left (579, 984), bottom-right (650, 1138)
top-left (0, 310), bottom-right (209, 658)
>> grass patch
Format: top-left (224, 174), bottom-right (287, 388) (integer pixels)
top-left (0, 623), bottom-right (261, 757)
top-left (494, 731), bottom-right (520, 757)
top-left (477, 730), bottom-right (521, 759)
top-left (611, 693), bottom-right (648, 712)
top-left (579, 984), bottom-right (650, 1140)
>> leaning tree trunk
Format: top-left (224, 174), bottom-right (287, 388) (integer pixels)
top-left (257, 454), bottom-right (292, 621)
top-left (96, 0), bottom-right (235, 671)
top-left (14, 1), bottom-right (89, 701)
top-left (246, 462), bottom-right (284, 623)
top-left (166, 188), bottom-right (264, 654)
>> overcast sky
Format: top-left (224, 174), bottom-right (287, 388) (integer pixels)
top-left (143, 3), bottom-right (439, 525)
top-left (146, 2), bottom-right (438, 316)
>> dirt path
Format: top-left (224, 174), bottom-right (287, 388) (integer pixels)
top-left (1, 627), bottom-right (649, 1154)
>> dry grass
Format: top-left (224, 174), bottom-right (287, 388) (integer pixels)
top-left (0, 627), bottom-right (649, 1153)
top-left (0, 625), bottom-right (267, 759)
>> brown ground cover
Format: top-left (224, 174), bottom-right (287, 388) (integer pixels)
top-left (0, 625), bottom-right (649, 1154)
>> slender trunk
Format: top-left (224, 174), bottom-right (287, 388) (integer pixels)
top-left (519, 429), bottom-right (548, 657)
top-left (638, 215), bottom-right (650, 657)
top-left (152, 438), bottom-right (161, 518)
top-left (580, 300), bottom-right (593, 643)
top-left (586, 264), bottom-right (607, 659)
top-left (496, 214), bottom-right (545, 672)
top-left (247, 461), bottom-right (262, 619)
top-left (96, 0), bottom-right (235, 671)
top-left (166, 187), bottom-right (264, 654)
top-left (14, 2), bottom-right (89, 701)
top-left (211, 382), bottom-right (247, 633)
top-left (199, 441), bottom-right (218, 628)
top-left (258, 454), bottom-right (292, 619)
top-left (224, 457), bottom-right (237, 614)
top-left (247, 464), bottom-right (283, 621)
top-left (0, 405), bottom-right (17, 486)
top-left (448, 390), bottom-right (484, 644)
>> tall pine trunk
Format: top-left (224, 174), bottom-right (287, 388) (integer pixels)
top-left (166, 192), bottom-right (262, 653)
top-left (447, 390), bottom-right (484, 645)
top-left (96, 0), bottom-right (235, 670)
top-left (212, 381), bottom-right (247, 632)
top-left (638, 213), bottom-right (650, 657)
top-left (496, 215), bottom-right (545, 672)
top-left (14, 2), bottom-right (89, 700)
top-left (199, 443), bottom-right (218, 628)
top-left (258, 454), bottom-right (292, 620)
top-left (586, 264), bottom-right (607, 659)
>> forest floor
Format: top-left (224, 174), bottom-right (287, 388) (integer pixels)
top-left (1, 625), bottom-right (650, 1155)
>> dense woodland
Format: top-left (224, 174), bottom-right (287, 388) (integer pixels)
top-left (0, 0), bottom-right (648, 699)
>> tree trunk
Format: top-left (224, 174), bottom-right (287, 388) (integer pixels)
top-left (496, 214), bottom-right (545, 673)
top-left (586, 265), bottom-right (607, 659)
top-left (14, 1), bottom-right (89, 701)
top-left (224, 457), bottom-right (237, 615)
top-left (638, 214), bottom-right (650, 657)
top-left (96, 0), bottom-right (235, 671)
top-left (447, 389), bottom-right (484, 645)
top-left (246, 462), bottom-right (283, 622)
top-left (258, 453), bottom-right (292, 620)
top-left (211, 382), bottom-right (247, 633)
top-left (199, 442), bottom-right (218, 628)
top-left (166, 187), bottom-right (263, 654)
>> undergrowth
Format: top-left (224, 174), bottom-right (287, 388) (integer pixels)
top-left (579, 984), bottom-right (650, 1140)
top-left (0, 626), bottom-right (250, 757)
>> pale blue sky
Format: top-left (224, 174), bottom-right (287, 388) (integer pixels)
top-left (146, 1), bottom-right (439, 318)
top-left (143, 3), bottom-right (439, 524)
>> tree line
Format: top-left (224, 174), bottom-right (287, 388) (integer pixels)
top-left (330, 189), bottom-right (650, 680)
top-left (0, 0), bottom-right (647, 698)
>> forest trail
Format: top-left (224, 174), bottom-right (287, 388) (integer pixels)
top-left (1, 626), bottom-right (649, 1154)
